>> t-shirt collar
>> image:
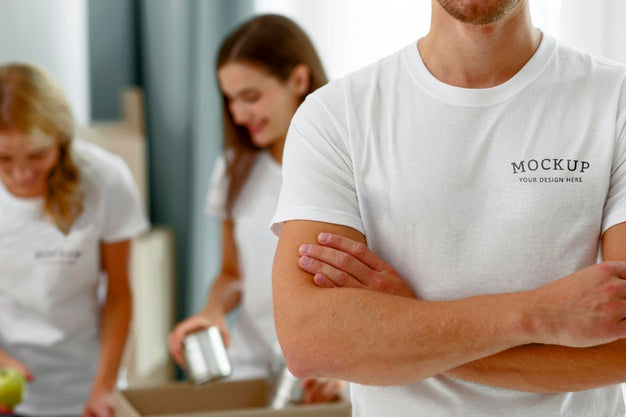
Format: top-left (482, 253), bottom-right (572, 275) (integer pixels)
top-left (404, 32), bottom-right (557, 107)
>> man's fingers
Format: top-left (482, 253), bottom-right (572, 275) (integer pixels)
top-left (317, 232), bottom-right (387, 271)
top-left (595, 262), bottom-right (626, 298)
top-left (299, 244), bottom-right (373, 284)
top-left (313, 273), bottom-right (336, 288)
top-left (299, 255), bottom-right (366, 288)
top-left (603, 261), bottom-right (626, 279)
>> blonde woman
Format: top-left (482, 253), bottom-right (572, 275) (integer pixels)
top-left (0, 63), bottom-right (148, 417)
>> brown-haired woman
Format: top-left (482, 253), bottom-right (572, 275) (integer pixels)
top-left (0, 63), bottom-right (148, 416)
top-left (168, 14), bottom-right (344, 403)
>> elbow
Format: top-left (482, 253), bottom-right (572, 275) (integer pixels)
top-left (272, 249), bottom-right (342, 379)
top-left (274, 307), bottom-right (332, 379)
top-left (282, 350), bottom-right (314, 380)
top-left (275, 320), bottom-right (320, 379)
top-left (281, 349), bottom-right (326, 381)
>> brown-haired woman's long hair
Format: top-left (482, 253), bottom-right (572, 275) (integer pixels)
top-left (217, 14), bottom-right (328, 215)
top-left (0, 63), bottom-right (84, 234)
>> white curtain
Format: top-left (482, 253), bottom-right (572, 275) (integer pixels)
top-left (253, 0), bottom-right (626, 77)
top-left (560, 0), bottom-right (626, 63)
top-left (253, 0), bottom-right (572, 79)
top-left (254, 0), bottom-right (432, 79)
top-left (0, 0), bottom-right (90, 124)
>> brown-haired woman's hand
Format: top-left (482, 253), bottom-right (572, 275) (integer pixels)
top-left (297, 233), bottom-right (416, 299)
top-left (167, 310), bottom-right (230, 369)
top-left (81, 382), bottom-right (114, 417)
top-left (301, 378), bottom-right (346, 403)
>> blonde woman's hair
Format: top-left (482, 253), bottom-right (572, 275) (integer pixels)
top-left (0, 63), bottom-right (84, 233)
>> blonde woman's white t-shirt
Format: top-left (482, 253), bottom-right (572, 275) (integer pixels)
top-left (206, 150), bottom-right (282, 379)
top-left (0, 140), bottom-right (149, 416)
top-left (272, 34), bottom-right (626, 416)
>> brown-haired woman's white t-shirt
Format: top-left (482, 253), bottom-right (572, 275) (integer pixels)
top-left (206, 150), bottom-right (282, 379)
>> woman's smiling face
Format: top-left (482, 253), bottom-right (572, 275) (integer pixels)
top-left (218, 61), bottom-right (304, 151)
top-left (0, 129), bottom-right (60, 197)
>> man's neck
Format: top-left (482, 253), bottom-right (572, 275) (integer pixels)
top-left (419, 0), bottom-right (542, 88)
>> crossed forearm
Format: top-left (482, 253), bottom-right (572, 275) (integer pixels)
top-left (274, 284), bottom-right (536, 386)
top-left (284, 223), bottom-right (626, 389)
top-left (446, 339), bottom-right (626, 392)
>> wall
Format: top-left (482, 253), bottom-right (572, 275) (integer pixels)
top-left (0, 0), bottom-right (90, 124)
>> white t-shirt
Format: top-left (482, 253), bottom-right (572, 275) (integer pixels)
top-left (272, 34), bottom-right (626, 417)
top-left (0, 140), bottom-right (149, 416)
top-left (206, 150), bottom-right (282, 379)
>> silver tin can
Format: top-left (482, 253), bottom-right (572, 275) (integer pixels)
top-left (183, 326), bottom-right (232, 385)
top-left (270, 367), bottom-right (303, 409)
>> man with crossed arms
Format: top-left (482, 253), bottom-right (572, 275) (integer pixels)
top-left (271, 0), bottom-right (626, 416)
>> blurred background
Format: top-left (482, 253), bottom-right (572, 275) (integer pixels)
top-left (1, 0), bottom-right (625, 385)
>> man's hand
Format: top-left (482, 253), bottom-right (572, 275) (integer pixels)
top-left (297, 232), bottom-right (415, 298)
top-left (297, 232), bottom-right (626, 349)
top-left (526, 261), bottom-right (626, 347)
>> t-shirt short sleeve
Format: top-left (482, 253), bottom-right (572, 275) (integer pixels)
top-left (271, 93), bottom-right (364, 235)
top-left (100, 154), bottom-right (149, 243)
top-left (602, 82), bottom-right (626, 233)
top-left (204, 153), bottom-right (229, 219)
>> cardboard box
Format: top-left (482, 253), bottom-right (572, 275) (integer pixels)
top-left (115, 378), bottom-right (352, 417)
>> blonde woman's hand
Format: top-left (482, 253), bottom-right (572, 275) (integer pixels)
top-left (298, 233), bottom-right (416, 299)
top-left (81, 383), bottom-right (114, 417)
top-left (301, 378), bottom-right (346, 403)
top-left (0, 350), bottom-right (33, 381)
top-left (168, 310), bottom-right (230, 369)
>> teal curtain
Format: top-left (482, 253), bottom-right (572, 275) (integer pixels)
top-left (139, 0), bottom-right (253, 319)
top-left (88, 0), bottom-right (139, 120)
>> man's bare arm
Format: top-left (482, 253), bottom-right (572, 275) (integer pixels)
top-left (444, 222), bottom-right (626, 391)
top-left (273, 220), bottom-right (626, 386)
top-left (295, 223), bottom-right (626, 391)
top-left (444, 341), bottom-right (626, 392)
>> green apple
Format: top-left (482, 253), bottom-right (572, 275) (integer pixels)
top-left (0, 368), bottom-right (26, 412)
